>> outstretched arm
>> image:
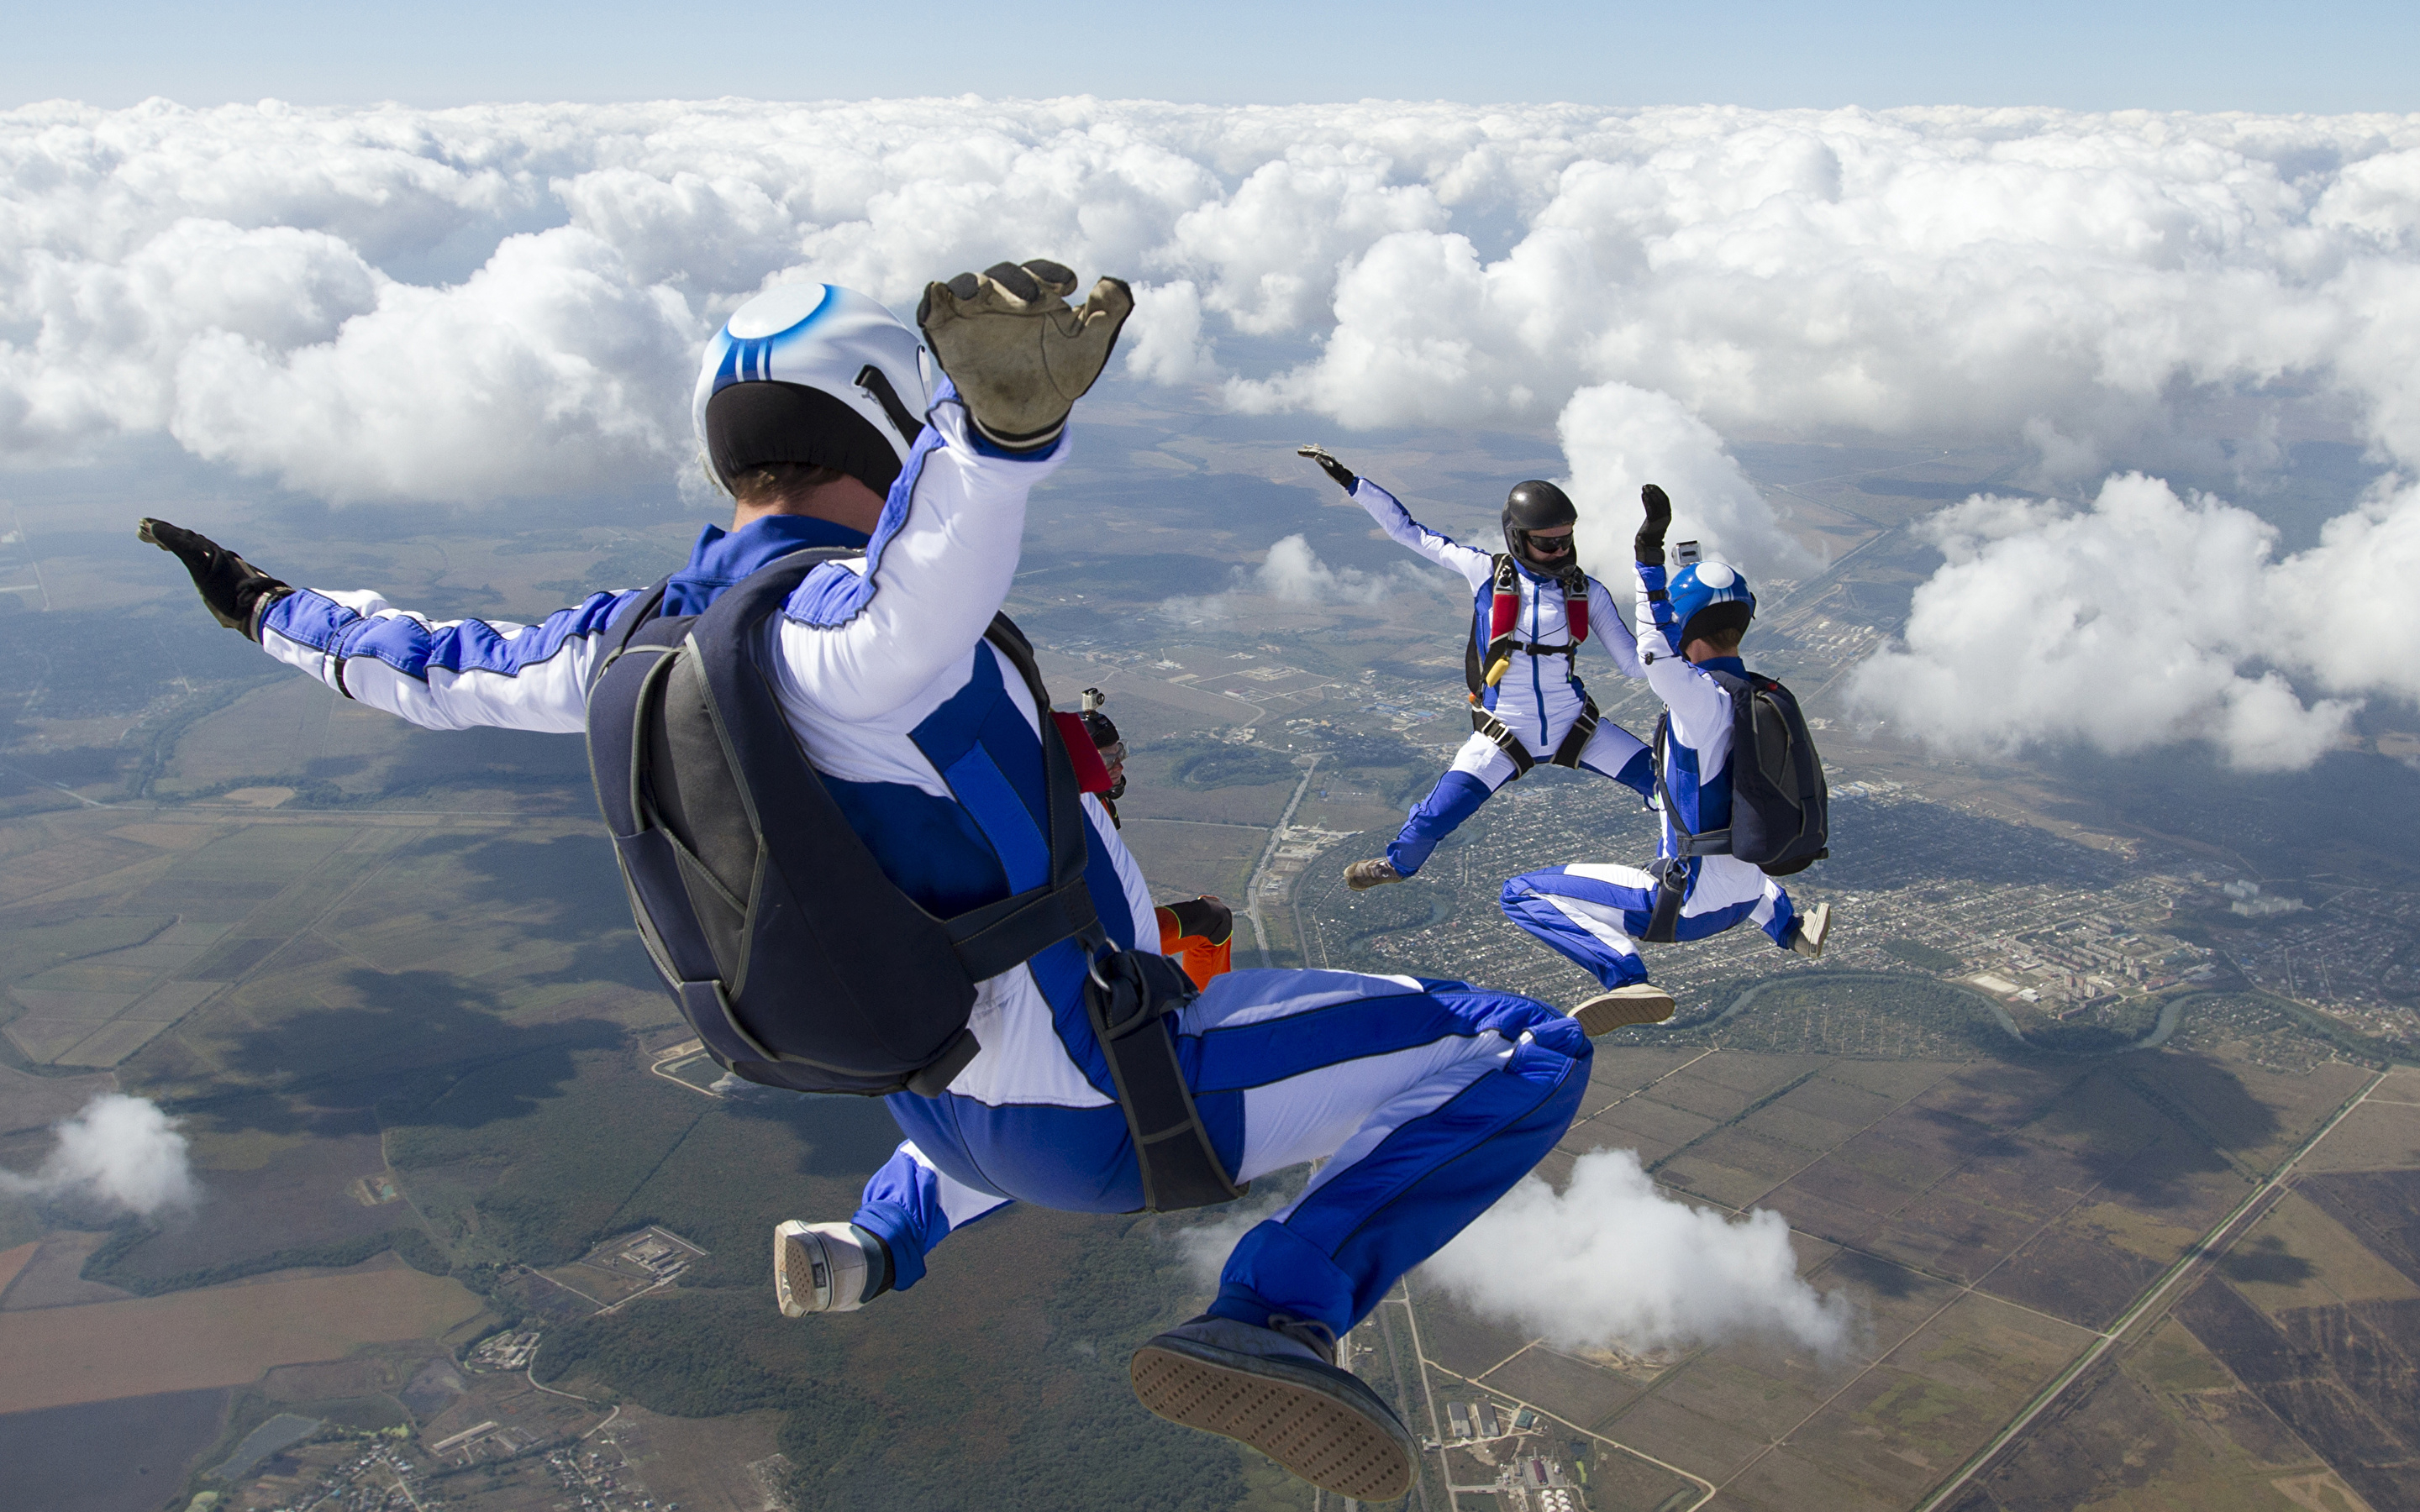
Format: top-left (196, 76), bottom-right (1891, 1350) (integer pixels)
top-left (139, 516), bottom-right (627, 734)
top-left (260, 589), bottom-right (639, 733)
top-left (1297, 449), bottom-right (1491, 588)
top-left (1633, 485), bottom-right (1730, 744)
top-left (768, 386), bottom-right (1063, 722)
top-left (1586, 577), bottom-right (1645, 679)
top-left (769, 264), bottom-right (1131, 724)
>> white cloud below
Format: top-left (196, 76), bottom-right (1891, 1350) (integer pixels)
top-left (1423, 1148), bottom-right (1855, 1357)
top-left (0, 1093), bottom-right (200, 1217)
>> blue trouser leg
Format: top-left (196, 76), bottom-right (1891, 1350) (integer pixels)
top-left (1501, 863), bottom-right (1799, 990)
top-left (1575, 724), bottom-right (1656, 804)
top-left (861, 972), bottom-right (1588, 1338)
top-left (1500, 866), bottom-right (1659, 989)
top-left (1185, 974), bottom-right (1591, 1336)
top-left (1386, 769), bottom-right (1495, 875)
top-left (1761, 884), bottom-right (1799, 947)
top-left (851, 1140), bottom-right (1013, 1293)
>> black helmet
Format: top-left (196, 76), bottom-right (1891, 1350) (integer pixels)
top-left (1502, 480), bottom-right (1579, 569)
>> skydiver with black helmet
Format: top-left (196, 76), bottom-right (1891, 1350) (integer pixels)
top-left (1297, 445), bottom-right (1656, 890)
top-left (1501, 483), bottom-right (1835, 1035)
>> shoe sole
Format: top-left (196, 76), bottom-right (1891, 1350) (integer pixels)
top-left (1344, 874), bottom-right (1400, 892)
top-left (1574, 990), bottom-right (1676, 1036)
top-left (773, 1221), bottom-right (812, 1318)
top-left (1793, 904), bottom-right (1831, 958)
top-left (1132, 1338), bottom-right (1416, 1502)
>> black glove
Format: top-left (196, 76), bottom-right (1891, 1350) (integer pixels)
top-left (1635, 484), bottom-right (1671, 565)
top-left (1296, 444), bottom-right (1358, 492)
top-left (916, 260), bottom-right (1134, 453)
top-left (137, 518), bottom-right (292, 638)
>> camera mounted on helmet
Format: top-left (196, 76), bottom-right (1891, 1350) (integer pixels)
top-left (1667, 559), bottom-right (1757, 654)
top-left (1079, 688), bottom-right (1127, 800)
top-left (1502, 480), bottom-right (1579, 570)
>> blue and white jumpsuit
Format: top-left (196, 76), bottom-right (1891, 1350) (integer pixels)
top-left (253, 382), bottom-right (1590, 1340)
top-left (1498, 555), bottom-right (1802, 990)
top-left (1349, 480), bottom-right (1653, 877)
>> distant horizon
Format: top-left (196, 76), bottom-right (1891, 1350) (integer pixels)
top-left (7, 0), bottom-right (2417, 117)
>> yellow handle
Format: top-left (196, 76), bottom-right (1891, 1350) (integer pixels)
top-left (1483, 657), bottom-right (1512, 687)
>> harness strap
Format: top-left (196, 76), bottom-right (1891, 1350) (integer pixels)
top-left (1470, 705), bottom-right (1537, 780)
top-left (1639, 857), bottom-right (1689, 945)
top-left (1471, 688), bottom-right (1602, 780)
top-left (1649, 710), bottom-right (1733, 858)
top-left (1548, 692), bottom-right (1599, 769)
top-left (1085, 943), bottom-right (1249, 1210)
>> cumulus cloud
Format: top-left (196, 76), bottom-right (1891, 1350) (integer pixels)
top-left (1844, 472), bottom-right (2420, 769)
top-left (1557, 382), bottom-right (1812, 582)
top-left (5, 97), bottom-right (2419, 507)
top-left (1423, 1148), bottom-right (1854, 1357)
top-left (1161, 533), bottom-right (1426, 621)
top-left (1121, 279), bottom-right (1222, 386)
top-left (0, 1094), bottom-right (200, 1217)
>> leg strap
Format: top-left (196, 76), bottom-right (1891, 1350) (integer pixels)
top-left (1547, 694), bottom-right (1599, 769)
top-left (1085, 948), bottom-right (1249, 1212)
top-left (1639, 857), bottom-right (1689, 945)
top-left (1469, 705), bottom-right (1536, 780)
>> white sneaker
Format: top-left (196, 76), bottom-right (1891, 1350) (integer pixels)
top-left (1570, 984), bottom-right (1677, 1035)
top-left (1131, 1313), bottom-right (1417, 1502)
top-left (1791, 901), bottom-right (1831, 958)
top-left (772, 1221), bottom-right (886, 1317)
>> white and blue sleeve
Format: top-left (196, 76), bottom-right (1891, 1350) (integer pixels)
top-left (258, 588), bottom-right (640, 733)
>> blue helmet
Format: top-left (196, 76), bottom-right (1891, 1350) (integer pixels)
top-left (1666, 559), bottom-right (1755, 648)
top-left (692, 283), bottom-right (931, 496)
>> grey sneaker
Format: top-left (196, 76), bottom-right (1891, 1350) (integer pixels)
top-left (773, 1221), bottom-right (891, 1317)
top-left (1791, 901), bottom-right (1831, 958)
top-left (1131, 1313), bottom-right (1417, 1502)
top-left (1344, 858), bottom-right (1405, 891)
top-left (1570, 984), bottom-right (1677, 1035)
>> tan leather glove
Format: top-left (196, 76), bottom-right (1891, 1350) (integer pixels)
top-left (916, 260), bottom-right (1134, 453)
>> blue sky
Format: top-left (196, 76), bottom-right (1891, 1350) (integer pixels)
top-left (7, 0), bottom-right (2416, 113)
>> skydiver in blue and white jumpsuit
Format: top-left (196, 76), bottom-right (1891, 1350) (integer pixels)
top-left (1499, 484), bottom-right (1833, 1037)
top-left (1294, 448), bottom-right (1656, 892)
top-left (137, 265), bottom-right (1587, 1503)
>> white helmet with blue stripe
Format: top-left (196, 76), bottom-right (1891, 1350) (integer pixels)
top-left (692, 283), bottom-right (931, 496)
top-left (1667, 559), bottom-right (1757, 648)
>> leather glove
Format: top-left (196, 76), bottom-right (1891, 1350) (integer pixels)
top-left (1296, 444), bottom-right (1358, 492)
top-left (916, 260), bottom-right (1133, 454)
top-left (137, 518), bottom-right (292, 638)
top-left (1635, 484), bottom-right (1671, 565)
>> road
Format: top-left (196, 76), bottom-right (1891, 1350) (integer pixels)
top-left (1911, 1065), bottom-right (2392, 1512)
top-left (1239, 753), bottom-right (1321, 968)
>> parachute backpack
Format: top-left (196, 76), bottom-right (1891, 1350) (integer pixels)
top-left (1651, 670), bottom-right (1830, 877)
top-left (582, 549), bottom-right (1244, 1212)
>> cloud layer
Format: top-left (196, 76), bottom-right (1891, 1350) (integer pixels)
top-left (8, 97), bottom-right (2418, 501)
top-left (0, 1093), bottom-right (200, 1216)
top-left (1423, 1148), bottom-right (1854, 1357)
top-left (6, 96), bottom-right (2419, 763)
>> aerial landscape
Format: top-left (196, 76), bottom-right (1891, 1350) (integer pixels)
top-left (5, 12), bottom-right (2420, 1511)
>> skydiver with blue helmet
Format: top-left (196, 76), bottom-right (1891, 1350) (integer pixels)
top-left (139, 261), bottom-right (1591, 1504)
top-left (1295, 446), bottom-right (1657, 892)
top-left (1499, 484), bottom-right (1834, 1035)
